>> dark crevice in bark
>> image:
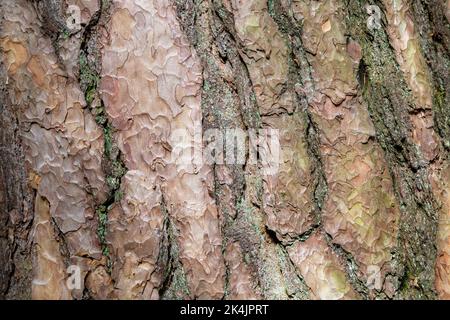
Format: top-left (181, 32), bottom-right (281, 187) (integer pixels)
top-left (215, 0), bottom-right (313, 298)
top-left (409, 0), bottom-right (450, 151)
top-left (76, 1), bottom-right (126, 276)
top-left (31, 0), bottom-right (85, 70)
top-left (267, 0), bottom-right (339, 296)
top-left (159, 196), bottom-right (191, 299)
top-left (274, 244), bottom-right (310, 299)
top-left (290, 224), bottom-right (321, 244)
top-left (79, 4), bottom-right (103, 52)
top-left (0, 51), bottom-right (34, 299)
top-left (156, 199), bottom-right (173, 297)
top-left (324, 232), bottom-right (371, 299)
top-left (176, 0), bottom-right (233, 299)
top-left (48, 200), bottom-right (72, 270)
top-left (304, 112), bottom-right (328, 212)
top-left (31, 0), bottom-right (70, 39)
top-left (174, 0), bottom-right (314, 299)
top-left (211, 0), bottom-right (262, 130)
top-left (222, 258), bottom-right (231, 299)
top-left (345, 0), bottom-right (440, 299)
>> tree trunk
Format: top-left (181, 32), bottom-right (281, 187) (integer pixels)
top-left (0, 0), bottom-right (449, 300)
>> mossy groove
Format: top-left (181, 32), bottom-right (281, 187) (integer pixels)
top-left (345, 0), bottom-right (439, 299)
top-left (77, 0), bottom-right (127, 271)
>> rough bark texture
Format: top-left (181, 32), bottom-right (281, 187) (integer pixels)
top-left (0, 0), bottom-right (448, 300)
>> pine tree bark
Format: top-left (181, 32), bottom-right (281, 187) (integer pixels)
top-left (0, 0), bottom-right (449, 300)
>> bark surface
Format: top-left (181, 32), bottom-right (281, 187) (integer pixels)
top-left (0, 0), bottom-right (449, 300)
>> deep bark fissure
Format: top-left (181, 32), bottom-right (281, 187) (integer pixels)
top-left (0, 43), bottom-right (34, 299)
top-left (268, 0), bottom-right (328, 223)
top-left (76, 1), bottom-right (128, 275)
top-left (345, 0), bottom-right (440, 299)
top-left (1, 0), bottom-right (448, 300)
top-left (268, 0), bottom-right (374, 298)
top-left (324, 233), bottom-right (370, 298)
top-left (173, 0), bottom-right (316, 299)
top-left (409, 0), bottom-right (450, 151)
top-left (159, 197), bottom-right (191, 300)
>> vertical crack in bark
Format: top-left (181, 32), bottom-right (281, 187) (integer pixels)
top-left (174, 0), bottom-right (316, 299)
top-left (158, 196), bottom-right (191, 300)
top-left (1, 0), bottom-right (117, 299)
top-left (174, 0), bottom-right (263, 299)
top-left (100, 0), bottom-right (227, 299)
top-left (323, 233), bottom-right (370, 298)
top-left (77, 0), bottom-right (127, 276)
top-left (273, 0), bottom-right (403, 299)
top-left (269, 0), bottom-right (370, 299)
top-left (1, 0), bottom-right (448, 300)
top-left (268, 0), bottom-right (327, 237)
top-left (406, 0), bottom-right (450, 299)
top-left (409, 0), bottom-right (450, 151)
